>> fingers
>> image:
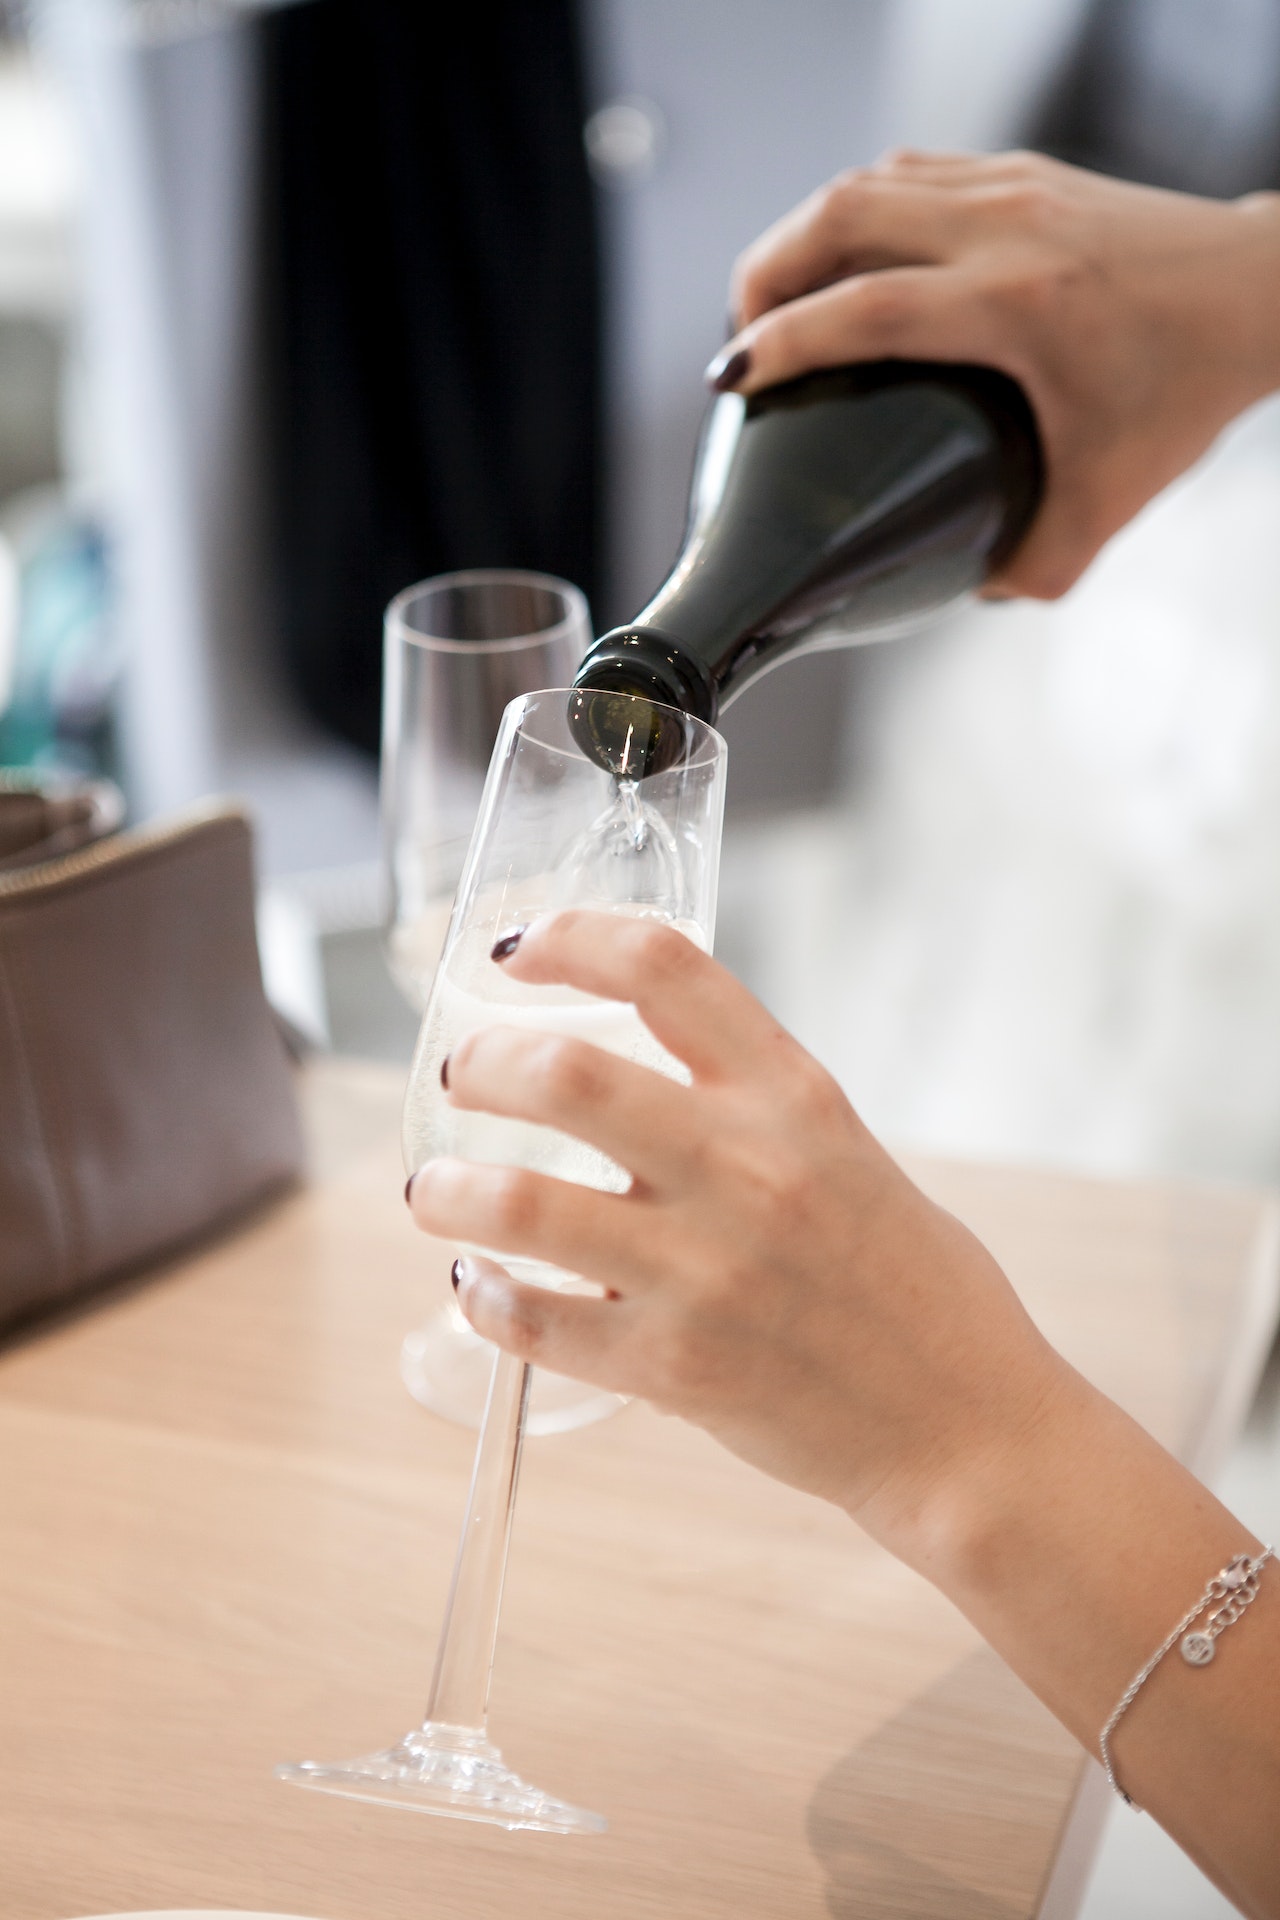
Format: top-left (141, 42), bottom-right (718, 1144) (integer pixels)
top-left (731, 171), bottom-right (962, 327)
top-left (730, 152), bottom-right (1058, 328)
top-left (444, 1019), bottom-right (700, 1189)
top-left (727, 266), bottom-right (1005, 395)
top-left (494, 912), bottom-right (794, 1084)
top-left (453, 1254), bottom-right (634, 1388)
top-left (409, 1156), bottom-right (666, 1294)
top-left (876, 147), bottom-right (982, 170)
top-left (874, 147), bottom-right (1048, 186)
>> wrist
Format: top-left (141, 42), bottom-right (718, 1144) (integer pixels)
top-left (883, 1352), bottom-right (1259, 1747)
top-left (895, 1349), bottom-right (1091, 1600)
top-left (1228, 191), bottom-right (1280, 400)
top-left (840, 1309), bottom-right (1083, 1588)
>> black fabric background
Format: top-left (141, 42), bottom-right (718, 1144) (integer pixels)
top-left (259, 0), bottom-right (601, 755)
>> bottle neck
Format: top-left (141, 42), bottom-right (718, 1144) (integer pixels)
top-left (573, 361), bottom-right (1043, 736)
top-left (572, 626), bottom-right (721, 726)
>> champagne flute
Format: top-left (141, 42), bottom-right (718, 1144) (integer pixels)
top-left (382, 571), bottom-right (621, 1435)
top-left (383, 571), bottom-right (588, 1006)
top-left (278, 687), bottom-right (727, 1830)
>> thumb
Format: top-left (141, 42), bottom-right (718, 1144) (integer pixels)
top-left (453, 1253), bottom-right (630, 1389)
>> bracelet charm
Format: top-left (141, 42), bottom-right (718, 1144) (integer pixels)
top-left (1100, 1544), bottom-right (1274, 1808)
top-left (1176, 1550), bottom-right (1270, 1666)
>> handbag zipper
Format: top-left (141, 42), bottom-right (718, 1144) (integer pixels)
top-left (0, 799), bottom-right (250, 899)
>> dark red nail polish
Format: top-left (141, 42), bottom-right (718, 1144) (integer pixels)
top-left (450, 1258), bottom-right (463, 1291)
top-left (490, 927), bottom-right (526, 962)
top-left (706, 345), bottom-right (750, 392)
top-left (440, 1054), bottom-right (451, 1089)
top-left (404, 1173), bottom-right (416, 1206)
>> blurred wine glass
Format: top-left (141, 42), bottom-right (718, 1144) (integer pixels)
top-left (381, 569), bottom-right (621, 1433)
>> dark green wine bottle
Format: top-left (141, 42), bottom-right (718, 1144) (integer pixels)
top-left (568, 359), bottom-right (1042, 774)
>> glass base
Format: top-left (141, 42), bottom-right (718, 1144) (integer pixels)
top-left (276, 1723), bottom-right (606, 1834)
top-left (401, 1302), bottom-right (624, 1435)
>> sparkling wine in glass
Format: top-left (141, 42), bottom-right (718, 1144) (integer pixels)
top-left (277, 687), bottom-right (726, 1830)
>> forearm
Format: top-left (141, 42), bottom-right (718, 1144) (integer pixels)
top-left (898, 1361), bottom-right (1280, 1917)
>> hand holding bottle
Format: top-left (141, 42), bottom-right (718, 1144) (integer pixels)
top-left (714, 149), bottom-right (1280, 600)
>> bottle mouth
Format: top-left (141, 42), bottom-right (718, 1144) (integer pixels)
top-left (569, 631), bottom-right (719, 777)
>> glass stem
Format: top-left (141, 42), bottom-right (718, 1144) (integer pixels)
top-left (423, 1347), bottom-right (532, 1737)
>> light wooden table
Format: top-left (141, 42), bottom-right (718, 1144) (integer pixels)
top-left (2, 1059), bottom-right (1277, 1920)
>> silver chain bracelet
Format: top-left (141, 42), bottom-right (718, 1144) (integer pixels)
top-left (1099, 1544), bottom-right (1275, 1808)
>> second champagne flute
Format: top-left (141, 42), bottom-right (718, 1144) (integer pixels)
top-left (381, 570), bottom-right (619, 1435)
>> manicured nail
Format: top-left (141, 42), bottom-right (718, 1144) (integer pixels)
top-left (490, 926), bottom-right (526, 962)
top-left (705, 345), bottom-right (750, 392)
top-left (450, 1258), bottom-right (463, 1292)
top-left (440, 1053), bottom-right (451, 1089)
top-left (404, 1173), bottom-right (416, 1207)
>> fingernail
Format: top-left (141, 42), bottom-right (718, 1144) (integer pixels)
top-left (705, 345), bottom-right (750, 392)
top-left (404, 1173), bottom-right (416, 1206)
top-left (440, 1053), bottom-right (451, 1089)
top-left (490, 926), bottom-right (526, 962)
top-left (450, 1257), bottom-right (463, 1292)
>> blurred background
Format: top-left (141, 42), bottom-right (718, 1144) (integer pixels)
top-left (3, 4), bottom-right (1279, 1909)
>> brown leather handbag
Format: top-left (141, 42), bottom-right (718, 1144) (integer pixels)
top-left (0, 773), bottom-right (124, 869)
top-left (0, 789), bottom-right (304, 1335)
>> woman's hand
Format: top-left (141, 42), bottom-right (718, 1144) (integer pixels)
top-left (407, 911), bottom-right (1280, 1908)
top-left (710, 149), bottom-right (1280, 600)
top-left (407, 910), bottom-right (1071, 1567)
